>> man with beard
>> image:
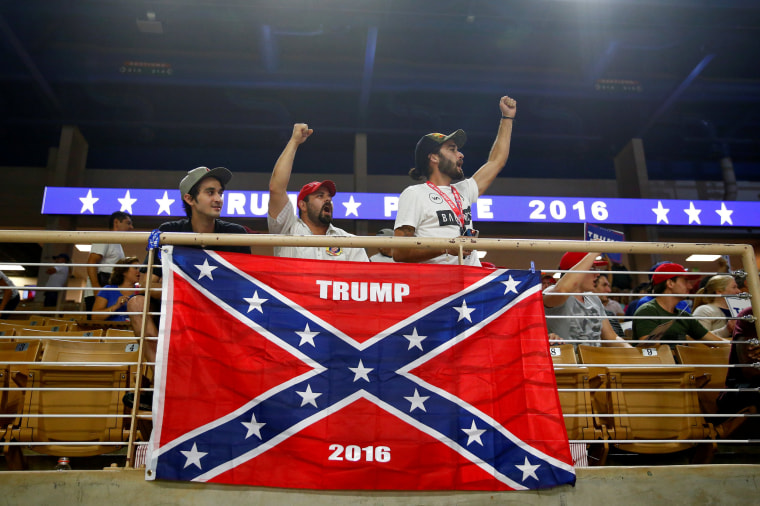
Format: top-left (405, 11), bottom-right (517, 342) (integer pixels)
top-left (267, 123), bottom-right (369, 261)
top-left (393, 95), bottom-right (517, 265)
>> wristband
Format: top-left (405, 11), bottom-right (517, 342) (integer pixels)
top-left (501, 115), bottom-right (514, 120)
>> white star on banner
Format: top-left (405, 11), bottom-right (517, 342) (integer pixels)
top-left (342, 195), bottom-right (362, 217)
top-left (79, 190), bottom-right (99, 214)
top-left (195, 259), bottom-right (217, 280)
top-left (462, 420), bottom-right (486, 446)
top-left (501, 275), bottom-right (521, 294)
top-left (516, 457), bottom-right (540, 482)
top-left (296, 384), bottom-right (322, 408)
top-left (683, 201), bottom-right (702, 224)
top-left (651, 200), bottom-right (670, 224)
top-left (348, 359), bottom-right (373, 383)
top-left (117, 190), bottom-right (137, 214)
top-left (180, 443), bottom-right (207, 470)
top-left (715, 202), bottom-right (734, 225)
top-left (241, 413), bottom-right (266, 440)
top-left (296, 323), bottom-right (319, 347)
top-left (243, 291), bottom-right (268, 314)
top-left (404, 388), bottom-right (430, 412)
top-left (454, 299), bottom-right (476, 322)
top-left (403, 327), bottom-right (427, 351)
top-left (156, 191), bottom-right (175, 215)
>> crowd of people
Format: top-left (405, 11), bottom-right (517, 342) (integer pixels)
top-left (1, 92), bottom-right (756, 428)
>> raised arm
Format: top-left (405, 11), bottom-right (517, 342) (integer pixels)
top-left (471, 96), bottom-right (517, 196)
top-left (392, 226), bottom-right (472, 263)
top-left (543, 252), bottom-right (599, 309)
top-left (268, 123), bottom-right (314, 220)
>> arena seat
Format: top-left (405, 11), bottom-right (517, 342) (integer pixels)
top-left (675, 345), bottom-right (730, 414)
top-left (0, 341), bottom-right (42, 428)
top-left (10, 340), bottom-right (139, 458)
top-left (551, 344), bottom-right (609, 465)
top-left (577, 345), bottom-right (716, 460)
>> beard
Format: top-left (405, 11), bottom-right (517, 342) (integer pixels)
top-left (439, 156), bottom-right (464, 182)
top-left (307, 202), bottom-right (333, 226)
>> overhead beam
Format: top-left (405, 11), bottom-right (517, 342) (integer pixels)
top-left (358, 26), bottom-right (378, 123)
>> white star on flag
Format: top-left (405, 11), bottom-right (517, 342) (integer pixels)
top-left (180, 443), bottom-right (207, 469)
top-left (156, 191), bottom-right (175, 215)
top-left (715, 202), bottom-right (734, 225)
top-left (462, 420), bottom-right (486, 446)
top-left (79, 190), bottom-right (99, 214)
top-left (683, 202), bottom-right (702, 224)
top-left (342, 195), bottom-right (362, 217)
top-left (243, 291), bottom-right (268, 314)
top-left (516, 457), bottom-right (540, 481)
top-left (117, 190), bottom-right (137, 214)
top-left (403, 327), bottom-right (427, 351)
top-left (454, 299), bottom-right (476, 322)
top-left (241, 413), bottom-right (266, 440)
top-left (651, 200), bottom-right (670, 224)
top-left (501, 275), bottom-right (521, 294)
top-left (296, 384), bottom-right (322, 408)
top-left (195, 259), bottom-right (217, 280)
top-left (348, 359), bottom-right (373, 382)
top-left (404, 388), bottom-right (429, 412)
top-left (296, 323), bottom-right (319, 347)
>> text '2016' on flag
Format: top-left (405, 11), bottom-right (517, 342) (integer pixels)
top-left (147, 246), bottom-right (575, 491)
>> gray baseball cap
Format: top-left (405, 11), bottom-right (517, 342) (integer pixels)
top-left (179, 166), bottom-right (232, 196)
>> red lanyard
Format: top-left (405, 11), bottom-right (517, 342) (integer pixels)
top-left (425, 181), bottom-right (466, 234)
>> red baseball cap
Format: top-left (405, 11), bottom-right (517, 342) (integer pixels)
top-left (558, 252), bottom-right (608, 271)
top-left (297, 180), bottom-right (336, 203)
top-left (651, 262), bottom-right (701, 285)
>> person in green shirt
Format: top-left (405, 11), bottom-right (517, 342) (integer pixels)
top-left (633, 262), bottom-right (728, 347)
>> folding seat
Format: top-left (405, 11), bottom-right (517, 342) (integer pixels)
top-left (10, 340), bottom-right (139, 458)
top-left (578, 345), bottom-right (716, 460)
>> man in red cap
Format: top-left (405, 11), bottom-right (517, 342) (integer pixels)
top-left (267, 124), bottom-right (369, 261)
top-left (633, 262), bottom-right (728, 347)
top-left (393, 95), bottom-right (516, 265)
top-left (543, 252), bottom-right (630, 347)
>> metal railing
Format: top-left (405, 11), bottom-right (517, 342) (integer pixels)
top-left (0, 230), bottom-right (758, 468)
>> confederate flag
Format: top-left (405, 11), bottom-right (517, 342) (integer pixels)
top-left (146, 246), bottom-right (575, 490)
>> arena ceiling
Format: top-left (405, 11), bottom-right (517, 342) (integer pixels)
top-left (1, 0), bottom-right (759, 182)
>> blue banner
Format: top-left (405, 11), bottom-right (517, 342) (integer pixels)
top-left (42, 186), bottom-right (758, 227)
top-left (584, 223), bottom-right (624, 263)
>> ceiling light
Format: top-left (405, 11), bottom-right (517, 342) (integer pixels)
top-left (0, 264), bottom-right (25, 271)
top-left (137, 11), bottom-right (164, 34)
top-left (76, 244), bottom-right (91, 252)
top-left (685, 254), bottom-right (722, 262)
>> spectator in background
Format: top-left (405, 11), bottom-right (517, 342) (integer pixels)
top-left (628, 261), bottom-right (695, 315)
top-left (692, 274), bottom-right (742, 338)
top-left (91, 257), bottom-right (140, 321)
top-left (632, 262), bottom-right (727, 347)
top-left (0, 270), bottom-right (20, 318)
top-left (543, 251), bottom-right (630, 348)
top-left (624, 282), bottom-right (649, 318)
top-left (267, 124), bottom-right (368, 261)
top-left (716, 307), bottom-right (760, 430)
top-left (44, 253), bottom-right (70, 306)
top-left (85, 211), bottom-right (133, 314)
top-left (541, 274), bottom-right (556, 291)
top-left (369, 229), bottom-right (395, 262)
top-left (593, 274), bottom-right (625, 338)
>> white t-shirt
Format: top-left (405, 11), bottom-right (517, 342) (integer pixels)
top-left (0, 271), bottom-right (19, 299)
top-left (267, 200), bottom-right (369, 262)
top-left (394, 178), bottom-right (480, 266)
top-left (46, 265), bottom-right (70, 288)
top-left (85, 243), bottom-right (125, 297)
top-left (369, 252), bottom-right (395, 263)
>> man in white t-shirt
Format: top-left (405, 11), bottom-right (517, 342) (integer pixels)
top-left (267, 123), bottom-right (368, 262)
top-left (84, 211), bottom-right (134, 313)
top-left (393, 95), bottom-right (517, 266)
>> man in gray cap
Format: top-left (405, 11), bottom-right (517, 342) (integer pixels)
top-left (159, 166), bottom-right (250, 254)
top-left (393, 95), bottom-right (517, 266)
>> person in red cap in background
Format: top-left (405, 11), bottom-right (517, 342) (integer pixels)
top-left (543, 251), bottom-right (631, 347)
top-left (632, 262), bottom-right (728, 347)
top-left (393, 95), bottom-right (517, 265)
top-left (268, 123), bottom-right (369, 261)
